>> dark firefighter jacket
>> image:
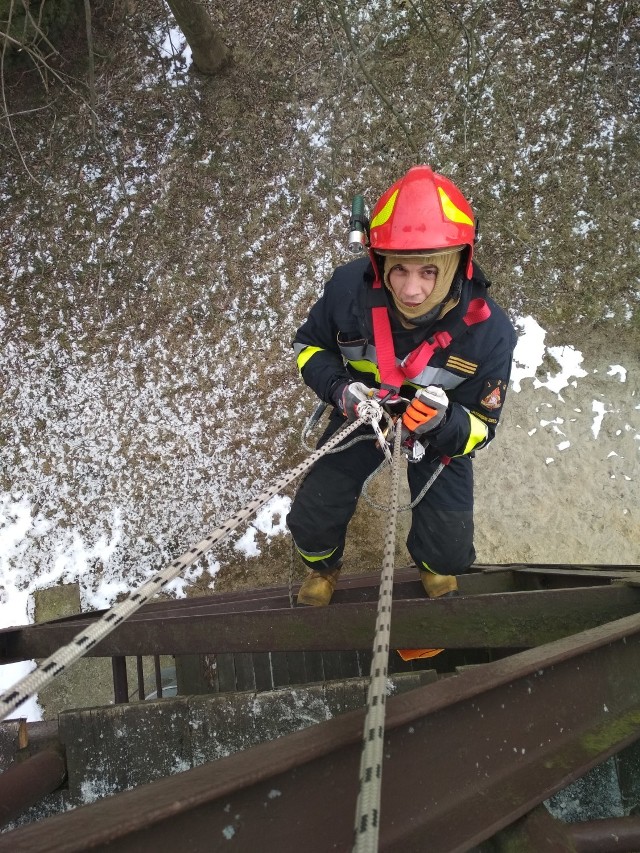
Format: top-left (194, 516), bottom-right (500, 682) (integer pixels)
top-left (293, 256), bottom-right (517, 460)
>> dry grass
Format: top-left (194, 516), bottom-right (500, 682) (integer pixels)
top-left (1, 0), bottom-right (638, 593)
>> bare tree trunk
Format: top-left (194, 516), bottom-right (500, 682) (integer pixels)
top-left (165, 0), bottom-right (230, 75)
top-left (84, 0), bottom-right (97, 137)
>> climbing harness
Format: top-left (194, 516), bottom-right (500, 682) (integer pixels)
top-left (369, 271), bottom-right (491, 397)
top-left (0, 406), bottom-right (385, 724)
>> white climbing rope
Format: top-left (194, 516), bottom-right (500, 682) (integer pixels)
top-left (353, 417), bottom-right (403, 852)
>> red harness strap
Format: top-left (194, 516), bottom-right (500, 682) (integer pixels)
top-left (371, 304), bottom-right (405, 393)
top-left (371, 293), bottom-right (491, 395)
top-left (463, 298), bottom-right (493, 327)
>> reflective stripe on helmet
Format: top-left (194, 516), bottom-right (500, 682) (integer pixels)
top-left (370, 189), bottom-right (398, 230)
top-left (437, 186), bottom-right (474, 226)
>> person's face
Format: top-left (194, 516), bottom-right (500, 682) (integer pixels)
top-left (387, 261), bottom-right (438, 307)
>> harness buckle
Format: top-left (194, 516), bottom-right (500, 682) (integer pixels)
top-left (432, 330), bottom-right (453, 349)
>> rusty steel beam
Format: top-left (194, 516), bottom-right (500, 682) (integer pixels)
top-left (487, 566), bottom-right (640, 589)
top-left (489, 806), bottom-right (640, 853)
top-left (3, 563), bottom-right (638, 662)
top-left (485, 562), bottom-right (640, 573)
top-left (0, 749), bottom-right (67, 828)
top-left (2, 612), bottom-right (640, 852)
top-left (2, 562), bottom-right (636, 643)
top-left (488, 803), bottom-right (577, 851)
top-left (569, 816), bottom-right (640, 852)
top-left (2, 583), bottom-right (640, 661)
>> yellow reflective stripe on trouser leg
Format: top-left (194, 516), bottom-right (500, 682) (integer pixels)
top-left (460, 411), bottom-right (489, 455)
top-left (295, 544), bottom-right (339, 563)
top-left (296, 346), bottom-right (325, 374)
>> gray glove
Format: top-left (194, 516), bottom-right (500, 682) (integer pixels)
top-left (338, 382), bottom-right (374, 421)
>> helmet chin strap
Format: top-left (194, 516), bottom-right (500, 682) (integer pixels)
top-left (369, 247), bottom-right (383, 289)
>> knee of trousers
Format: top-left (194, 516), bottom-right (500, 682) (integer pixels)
top-left (286, 456), bottom-right (366, 553)
top-left (286, 499), bottom-right (344, 560)
top-left (407, 508), bottom-right (475, 575)
top-left (286, 500), bottom-right (308, 545)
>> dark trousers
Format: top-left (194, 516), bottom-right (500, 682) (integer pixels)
top-left (286, 411), bottom-right (476, 574)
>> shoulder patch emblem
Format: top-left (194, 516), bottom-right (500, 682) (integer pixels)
top-left (479, 379), bottom-right (507, 411)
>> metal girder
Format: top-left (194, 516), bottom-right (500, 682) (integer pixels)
top-left (493, 806), bottom-right (640, 853)
top-left (3, 611), bottom-right (640, 852)
top-left (2, 582), bottom-right (640, 660)
top-left (0, 749), bottom-right (67, 828)
top-left (569, 816), bottom-right (640, 852)
top-left (3, 562), bottom-right (639, 661)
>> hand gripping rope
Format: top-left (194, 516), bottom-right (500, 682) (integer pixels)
top-left (0, 408), bottom-right (386, 723)
top-left (353, 416), bottom-right (403, 853)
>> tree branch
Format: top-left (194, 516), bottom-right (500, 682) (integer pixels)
top-left (332, 0), bottom-right (418, 156)
top-left (84, 0), bottom-right (97, 138)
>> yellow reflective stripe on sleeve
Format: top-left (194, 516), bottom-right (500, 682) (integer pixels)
top-left (460, 411), bottom-right (489, 455)
top-left (347, 360), bottom-right (381, 381)
top-left (296, 345), bottom-right (325, 373)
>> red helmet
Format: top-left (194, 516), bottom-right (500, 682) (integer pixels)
top-left (369, 165), bottom-right (475, 278)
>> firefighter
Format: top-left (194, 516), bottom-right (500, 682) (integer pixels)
top-left (287, 165), bottom-right (517, 606)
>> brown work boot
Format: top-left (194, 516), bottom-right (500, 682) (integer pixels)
top-left (420, 571), bottom-right (458, 599)
top-left (297, 566), bottom-right (342, 606)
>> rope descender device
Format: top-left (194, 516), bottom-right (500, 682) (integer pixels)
top-left (356, 398), bottom-right (393, 464)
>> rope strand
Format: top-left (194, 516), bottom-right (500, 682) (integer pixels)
top-left (0, 412), bottom-right (382, 723)
top-left (353, 419), bottom-right (403, 852)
